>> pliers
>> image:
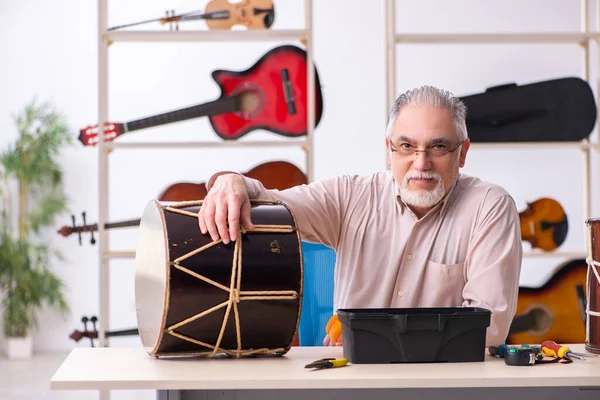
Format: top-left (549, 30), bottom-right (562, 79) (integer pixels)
top-left (304, 357), bottom-right (348, 369)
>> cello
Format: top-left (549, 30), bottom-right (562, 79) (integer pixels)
top-left (57, 160), bottom-right (307, 243)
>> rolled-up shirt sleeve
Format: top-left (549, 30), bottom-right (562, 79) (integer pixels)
top-left (462, 194), bottom-right (523, 346)
top-left (206, 172), bottom-right (350, 249)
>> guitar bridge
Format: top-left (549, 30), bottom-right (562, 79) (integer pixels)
top-left (280, 68), bottom-right (296, 115)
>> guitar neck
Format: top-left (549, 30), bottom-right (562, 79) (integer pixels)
top-left (78, 218), bottom-right (141, 234)
top-left (508, 313), bottom-right (533, 334)
top-left (124, 96), bottom-right (241, 133)
top-left (106, 328), bottom-right (138, 337)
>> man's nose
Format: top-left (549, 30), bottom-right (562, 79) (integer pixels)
top-left (412, 150), bottom-right (431, 170)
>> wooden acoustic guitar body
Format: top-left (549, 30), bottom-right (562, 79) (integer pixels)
top-left (507, 259), bottom-right (587, 345)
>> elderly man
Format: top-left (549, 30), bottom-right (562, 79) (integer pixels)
top-left (198, 85), bottom-right (523, 347)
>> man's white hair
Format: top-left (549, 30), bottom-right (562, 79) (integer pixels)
top-left (386, 85), bottom-right (468, 141)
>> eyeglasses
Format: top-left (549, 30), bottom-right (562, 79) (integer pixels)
top-left (389, 139), bottom-right (465, 158)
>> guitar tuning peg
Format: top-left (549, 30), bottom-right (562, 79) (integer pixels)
top-left (72, 214), bottom-right (82, 246)
top-left (165, 10), bottom-right (171, 31)
top-left (91, 316), bottom-right (98, 348)
top-left (173, 10), bottom-right (179, 31)
top-left (81, 316), bottom-right (89, 334)
top-left (82, 211), bottom-right (96, 245)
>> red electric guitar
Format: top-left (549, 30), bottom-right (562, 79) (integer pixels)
top-left (79, 45), bottom-right (324, 146)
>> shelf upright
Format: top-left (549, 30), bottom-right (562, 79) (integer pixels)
top-left (97, 0), bottom-right (110, 354)
top-left (94, 1), bottom-right (315, 399)
top-left (384, 0), bottom-right (597, 259)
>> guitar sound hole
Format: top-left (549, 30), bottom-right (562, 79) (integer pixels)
top-left (232, 83), bottom-right (264, 120)
top-left (524, 305), bottom-right (553, 334)
top-left (239, 91), bottom-right (261, 113)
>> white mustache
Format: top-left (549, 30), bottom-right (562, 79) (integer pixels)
top-left (404, 171), bottom-right (441, 182)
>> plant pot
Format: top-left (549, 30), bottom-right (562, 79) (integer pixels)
top-left (4, 336), bottom-right (32, 360)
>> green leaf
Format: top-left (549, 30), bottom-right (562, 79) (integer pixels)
top-left (0, 98), bottom-right (73, 337)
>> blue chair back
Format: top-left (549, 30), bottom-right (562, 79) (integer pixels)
top-left (298, 242), bottom-right (336, 346)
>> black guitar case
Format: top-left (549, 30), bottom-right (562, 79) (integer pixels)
top-left (459, 77), bottom-right (596, 142)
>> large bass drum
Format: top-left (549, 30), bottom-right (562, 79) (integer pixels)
top-left (134, 199), bottom-right (303, 358)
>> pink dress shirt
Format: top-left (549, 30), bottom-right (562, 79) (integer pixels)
top-left (208, 170), bottom-right (523, 346)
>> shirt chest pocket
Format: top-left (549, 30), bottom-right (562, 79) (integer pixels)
top-left (421, 259), bottom-right (467, 307)
top-left (426, 259), bottom-right (466, 282)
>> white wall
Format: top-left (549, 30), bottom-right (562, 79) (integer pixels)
top-left (0, 0), bottom-right (597, 353)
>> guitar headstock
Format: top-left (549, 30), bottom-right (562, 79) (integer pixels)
top-left (69, 316), bottom-right (99, 347)
top-left (57, 212), bottom-right (96, 245)
top-left (78, 122), bottom-right (124, 146)
top-left (160, 9), bottom-right (180, 31)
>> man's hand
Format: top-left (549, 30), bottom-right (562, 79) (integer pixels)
top-left (323, 334), bottom-right (343, 346)
top-left (198, 173), bottom-right (255, 244)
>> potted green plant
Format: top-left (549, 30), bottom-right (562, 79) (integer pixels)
top-left (0, 98), bottom-right (72, 359)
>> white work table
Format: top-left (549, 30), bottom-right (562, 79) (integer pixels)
top-left (51, 344), bottom-right (600, 400)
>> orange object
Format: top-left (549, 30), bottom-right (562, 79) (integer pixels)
top-left (326, 313), bottom-right (342, 343)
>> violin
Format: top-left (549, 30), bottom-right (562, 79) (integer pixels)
top-left (57, 160), bottom-right (307, 244)
top-left (108, 0), bottom-right (275, 31)
top-left (519, 197), bottom-right (568, 252)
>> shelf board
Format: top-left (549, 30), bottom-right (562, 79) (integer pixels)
top-left (522, 250), bottom-right (587, 259)
top-left (104, 29), bottom-right (308, 43)
top-left (395, 32), bottom-right (591, 44)
top-left (104, 251), bottom-right (135, 259)
top-left (104, 139), bottom-right (308, 150)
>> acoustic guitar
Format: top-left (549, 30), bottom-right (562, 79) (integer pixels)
top-left (57, 160), bottom-right (308, 244)
top-left (108, 0), bottom-right (275, 31)
top-left (507, 258), bottom-right (587, 345)
top-left (78, 44), bottom-right (324, 146)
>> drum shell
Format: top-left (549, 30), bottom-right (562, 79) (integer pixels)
top-left (586, 218), bottom-right (600, 354)
top-left (135, 200), bottom-right (303, 357)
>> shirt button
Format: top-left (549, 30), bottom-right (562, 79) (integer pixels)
top-left (398, 290), bottom-right (404, 296)
top-left (406, 254), bottom-right (413, 260)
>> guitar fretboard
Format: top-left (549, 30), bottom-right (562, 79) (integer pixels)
top-left (125, 96), bottom-right (241, 133)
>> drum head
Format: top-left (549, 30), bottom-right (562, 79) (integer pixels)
top-left (135, 200), bottom-right (168, 354)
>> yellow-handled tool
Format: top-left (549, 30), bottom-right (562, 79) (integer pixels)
top-left (541, 341), bottom-right (587, 360)
top-left (305, 357), bottom-right (348, 369)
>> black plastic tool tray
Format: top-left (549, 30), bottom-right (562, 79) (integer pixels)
top-left (337, 307), bottom-right (491, 363)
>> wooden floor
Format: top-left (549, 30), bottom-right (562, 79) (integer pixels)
top-left (0, 352), bottom-right (154, 400)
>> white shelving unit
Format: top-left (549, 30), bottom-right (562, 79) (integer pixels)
top-left (384, 0), bottom-right (598, 261)
top-left (94, 0), bottom-right (315, 359)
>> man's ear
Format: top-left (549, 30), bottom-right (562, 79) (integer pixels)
top-left (385, 137), bottom-right (392, 167)
top-left (459, 139), bottom-right (470, 168)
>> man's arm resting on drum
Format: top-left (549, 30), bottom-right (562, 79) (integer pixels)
top-left (461, 194), bottom-right (523, 347)
top-left (204, 171), bottom-right (349, 249)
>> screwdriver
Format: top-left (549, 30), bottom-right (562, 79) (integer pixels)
top-left (541, 341), bottom-right (586, 360)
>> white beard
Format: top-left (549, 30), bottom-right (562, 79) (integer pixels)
top-left (399, 170), bottom-right (445, 209)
